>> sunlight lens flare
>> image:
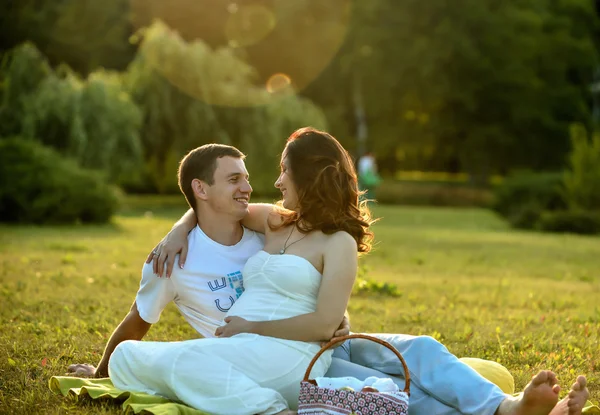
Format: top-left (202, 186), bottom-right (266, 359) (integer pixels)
top-left (225, 4), bottom-right (276, 48)
top-left (130, 0), bottom-right (351, 107)
top-left (266, 73), bottom-right (292, 94)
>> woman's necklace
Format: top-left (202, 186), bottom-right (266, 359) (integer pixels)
top-left (279, 226), bottom-right (308, 255)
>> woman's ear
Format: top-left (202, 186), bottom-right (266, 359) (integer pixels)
top-left (192, 178), bottom-right (208, 200)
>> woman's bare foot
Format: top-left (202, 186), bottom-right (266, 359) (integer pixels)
top-left (549, 376), bottom-right (589, 415)
top-left (496, 370), bottom-right (561, 415)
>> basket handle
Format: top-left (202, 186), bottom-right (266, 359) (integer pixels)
top-left (302, 334), bottom-right (411, 395)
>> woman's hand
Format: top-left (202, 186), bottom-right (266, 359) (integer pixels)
top-left (146, 226), bottom-right (190, 278)
top-left (215, 316), bottom-right (255, 338)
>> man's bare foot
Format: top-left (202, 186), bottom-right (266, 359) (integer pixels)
top-left (549, 376), bottom-right (589, 415)
top-left (67, 363), bottom-right (97, 377)
top-left (496, 370), bottom-right (561, 415)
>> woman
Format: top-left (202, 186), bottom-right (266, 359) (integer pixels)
top-left (108, 127), bottom-right (374, 415)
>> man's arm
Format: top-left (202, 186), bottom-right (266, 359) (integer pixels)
top-left (241, 204), bottom-right (276, 234)
top-left (68, 302), bottom-right (151, 378)
top-left (147, 203), bottom-right (277, 278)
top-left (95, 302), bottom-right (151, 377)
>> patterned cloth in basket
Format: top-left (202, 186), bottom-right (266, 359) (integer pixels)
top-left (298, 380), bottom-right (409, 415)
top-left (297, 334), bottom-right (410, 415)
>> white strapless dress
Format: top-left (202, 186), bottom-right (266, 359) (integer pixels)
top-left (109, 251), bottom-right (332, 415)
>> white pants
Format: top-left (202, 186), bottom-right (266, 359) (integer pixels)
top-left (326, 333), bottom-right (507, 415)
top-left (109, 334), bottom-right (330, 415)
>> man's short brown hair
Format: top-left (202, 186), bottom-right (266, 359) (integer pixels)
top-left (178, 144), bottom-right (245, 211)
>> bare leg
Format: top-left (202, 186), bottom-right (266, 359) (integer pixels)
top-left (495, 370), bottom-right (560, 415)
top-left (549, 376), bottom-right (589, 415)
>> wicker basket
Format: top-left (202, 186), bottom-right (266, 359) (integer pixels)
top-left (298, 334), bottom-right (410, 415)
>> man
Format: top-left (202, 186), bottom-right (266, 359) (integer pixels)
top-left (69, 144), bottom-right (264, 379)
top-left (70, 143), bottom-right (589, 415)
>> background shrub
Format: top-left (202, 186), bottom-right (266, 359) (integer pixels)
top-left (505, 202), bottom-right (545, 230)
top-left (491, 172), bottom-right (566, 228)
top-left (537, 210), bottom-right (600, 235)
top-left (563, 124), bottom-right (600, 211)
top-left (0, 138), bottom-right (120, 224)
top-left (375, 179), bottom-right (493, 207)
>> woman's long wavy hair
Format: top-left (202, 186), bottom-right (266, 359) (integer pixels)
top-left (270, 127), bottom-right (375, 253)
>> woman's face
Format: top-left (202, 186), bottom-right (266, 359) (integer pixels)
top-left (274, 154), bottom-right (299, 210)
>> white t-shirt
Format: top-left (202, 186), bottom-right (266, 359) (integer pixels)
top-left (135, 225), bottom-right (265, 338)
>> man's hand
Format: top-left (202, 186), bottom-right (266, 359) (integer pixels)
top-left (320, 314), bottom-right (351, 347)
top-left (333, 314), bottom-right (350, 338)
top-left (145, 227), bottom-right (189, 278)
top-left (67, 363), bottom-right (99, 378)
top-left (215, 316), bottom-right (254, 338)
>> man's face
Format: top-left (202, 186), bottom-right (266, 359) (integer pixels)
top-left (205, 156), bottom-right (252, 219)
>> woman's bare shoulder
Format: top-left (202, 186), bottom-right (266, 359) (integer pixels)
top-left (324, 230), bottom-right (357, 250)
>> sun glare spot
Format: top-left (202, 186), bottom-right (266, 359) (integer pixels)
top-left (227, 3), bottom-right (239, 14)
top-left (266, 73), bottom-right (292, 93)
top-left (129, 0), bottom-right (351, 106)
top-left (225, 4), bottom-right (276, 48)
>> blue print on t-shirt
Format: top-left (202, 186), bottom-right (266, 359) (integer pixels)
top-left (227, 271), bottom-right (244, 299)
top-left (215, 296), bottom-right (235, 312)
top-left (208, 277), bottom-right (227, 291)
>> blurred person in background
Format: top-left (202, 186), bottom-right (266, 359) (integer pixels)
top-left (358, 151), bottom-right (381, 201)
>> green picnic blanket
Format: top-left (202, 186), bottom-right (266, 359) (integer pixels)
top-left (584, 402), bottom-right (600, 414)
top-left (50, 375), bottom-right (600, 414)
top-left (49, 376), bottom-right (209, 415)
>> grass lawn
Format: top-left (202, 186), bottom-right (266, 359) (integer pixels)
top-left (0, 196), bottom-right (599, 413)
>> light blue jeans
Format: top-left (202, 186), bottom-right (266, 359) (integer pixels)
top-left (323, 333), bottom-right (507, 415)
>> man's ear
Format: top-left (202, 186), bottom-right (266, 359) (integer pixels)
top-left (192, 179), bottom-right (209, 201)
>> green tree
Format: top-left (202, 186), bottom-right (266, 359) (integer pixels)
top-left (236, 94), bottom-right (328, 194)
top-left (0, 43), bottom-right (51, 137)
top-left (125, 21), bottom-right (327, 194)
top-left (124, 21), bottom-right (236, 192)
top-left (305, 0), bottom-right (599, 178)
top-left (563, 124), bottom-right (600, 210)
top-left (0, 0), bottom-right (135, 75)
top-left (47, 0), bottom-right (135, 74)
top-left (1, 43), bottom-right (142, 181)
top-left (0, 0), bottom-right (66, 58)
top-left (20, 66), bottom-right (143, 181)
